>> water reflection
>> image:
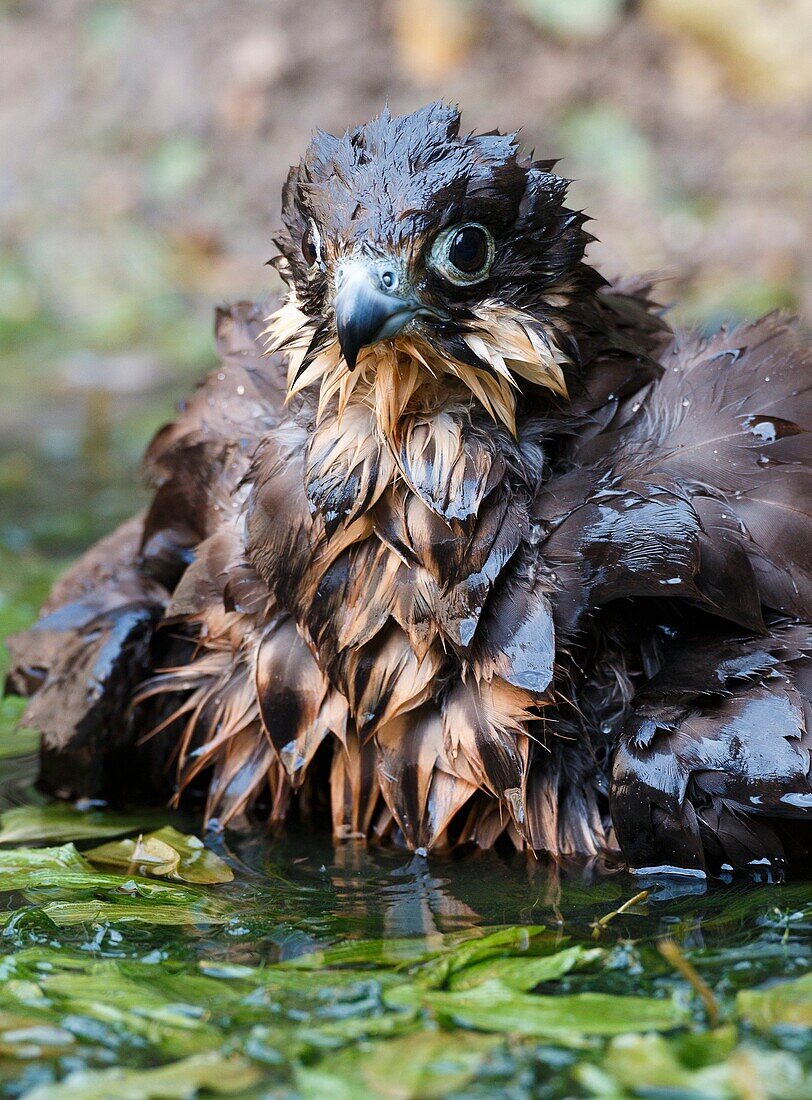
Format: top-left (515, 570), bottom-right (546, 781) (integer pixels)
top-left (213, 824), bottom-right (811, 973)
top-left (1, 741), bottom-right (810, 985)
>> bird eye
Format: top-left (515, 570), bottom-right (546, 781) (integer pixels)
top-left (302, 220), bottom-right (322, 267)
top-left (429, 222), bottom-right (494, 285)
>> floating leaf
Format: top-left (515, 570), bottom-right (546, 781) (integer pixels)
top-left (588, 1032), bottom-right (729, 1094)
top-left (362, 1029), bottom-right (499, 1098)
top-left (22, 1051), bottom-right (261, 1099)
top-left (737, 972), bottom-right (812, 1030)
top-left (449, 945), bottom-right (598, 991)
top-left (133, 835), bottom-right (182, 875)
top-left (0, 844), bottom-right (217, 907)
top-left (292, 1004), bottom-right (422, 1053)
top-left (283, 925), bottom-right (552, 980)
top-left (0, 867), bottom-right (214, 908)
top-left (4, 896), bottom-right (230, 928)
top-left (415, 926), bottom-right (550, 988)
top-left (281, 934), bottom-right (451, 970)
top-left (418, 981), bottom-right (688, 1040)
top-left (296, 1030), bottom-right (500, 1100)
top-left (0, 843), bottom-right (90, 874)
top-left (0, 1014), bottom-right (76, 1060)
top-left (86, 826), bottom-right (233, 884)
top-left (579, 1032), bottom-right (811, 1099)
top-left (0, 804), bottom-right (170, 845)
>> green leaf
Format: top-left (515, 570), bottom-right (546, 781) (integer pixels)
top-left (292, 1005), bottom-right (422, 1052)
top-left (420, 981), bottom-right (688, 1040)
top-left (281, 934), bottom-right (450, 970)
top-left (296, 1031), bottom-right (500, 1100)
top-left (361, 1030), bottom-right (499, 1099)
top-left (584, 1032), bottom-right (730, 1097)
top-left (86, 826), bottom-right (233, 884)
top-left (0, 867), bottom-right (213, 905)
top-left (579, 1032), bottom-right (811, 1100)
top-left (0, 1009), bottom-right (76, 1060)
top-left (449, 944), bottom-right (598, 991)
top-left (0, 843), bottom-right (90, 874)
top-left (416, 925), bottom-right (551, 987)
top-left (0, 804), bottom-right (171, 845)
top-left (295, 1063), bottom-right (359, 1100)
top-left (737, 971), bottom-right (812, 1029)
top-left (4, 896), bottom-right (230, 928)
top-left (284, 925), bottom-right (552, 984)
top-left (22, 1051), bottom-right (262, 1099)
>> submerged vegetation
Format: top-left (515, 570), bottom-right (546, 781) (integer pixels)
top-left (1, 563), bottom-right (811, 1097)
top-left (0, 789), bottom-right (810, 1097)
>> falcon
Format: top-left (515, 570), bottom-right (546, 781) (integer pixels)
top-left (7, 104), bottom-right (812, 875)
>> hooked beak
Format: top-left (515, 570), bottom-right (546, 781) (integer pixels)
top-left (333, 261), bottom-right (426, 369)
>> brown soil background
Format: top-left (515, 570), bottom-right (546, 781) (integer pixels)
top-left (0, 0), bottom-right (810, 553)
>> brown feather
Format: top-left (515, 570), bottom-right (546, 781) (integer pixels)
top-left (376, 704), bottom-right (477, 850)
top-left (255, 618), bottom-right (346, 785)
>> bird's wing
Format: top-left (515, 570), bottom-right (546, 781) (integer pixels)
top-left (140, 300), bottom-right (285, 587)
top-left (5, 514), bottom-right (169, 798)
top-left (535, 313), bottom-right (812, 639)
top-left (4, 302), bottom-right (286, 799)
top-left (534, 312), bottom-right (812, 870)
top-left (611, 621), bottom-right (812, 873)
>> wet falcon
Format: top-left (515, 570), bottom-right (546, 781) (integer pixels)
top-left (8, 103), bottom-right (812, 875)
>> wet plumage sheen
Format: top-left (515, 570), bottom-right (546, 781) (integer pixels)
top-left (7, 104), bottom-right (812, 875)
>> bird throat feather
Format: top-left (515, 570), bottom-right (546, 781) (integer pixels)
top-left (263, 293), bottom-right (569, 445)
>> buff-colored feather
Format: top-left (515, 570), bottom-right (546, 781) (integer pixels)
top-left (264, 292), bottom-right (569, 447)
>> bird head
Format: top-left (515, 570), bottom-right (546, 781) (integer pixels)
top-left (268, 103), bottom-right (594, 434)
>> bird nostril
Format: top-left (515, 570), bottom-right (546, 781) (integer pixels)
top-left (380, 269), bottom-right (398, 291)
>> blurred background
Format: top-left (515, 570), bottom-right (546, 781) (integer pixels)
top-left (1, 0), bottom-right (810, 565)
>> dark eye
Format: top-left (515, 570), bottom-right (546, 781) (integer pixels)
top-left (449, 226), bottom-right (489, 273)
top-left (302, 220), bottom-right (321, 267)
top-left (429, 222), bottom-right (495, 285)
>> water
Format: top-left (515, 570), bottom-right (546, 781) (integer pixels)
top-left (0, 721), bottom-right (810, 1097)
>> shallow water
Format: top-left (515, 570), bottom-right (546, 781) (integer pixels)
top-left (0, 716), bottom-right (810, 1098)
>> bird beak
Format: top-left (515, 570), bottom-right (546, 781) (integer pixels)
top-left (333, 261), bottom-right (423, 369)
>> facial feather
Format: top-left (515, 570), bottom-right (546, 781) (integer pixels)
top-left (264, 101), bottom-right (589, 447)
top-left (264, 290), bottom-right (570, 446)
